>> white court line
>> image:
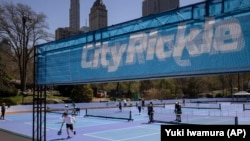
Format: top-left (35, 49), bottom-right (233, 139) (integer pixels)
top-left (85, 132), bottom-right (159, 141)
top-left (137, 125), bottom-right (160, 131)
top-left (119, 133), bottom-right (159, 141)
top-left (186, 116), bottom-right (235, 125)
top-left (84, 134), bottom-right (114, 141)
top-left (205, 118), bottom-right (236, 125)
top-left (45, 118), bottom-right (122, 131)
top-left (23, 121), bottom-right (52, 132)
top-left (84, 125), bottom-right (160, 141)
top-left (85, 125), bottom-right (158, 134)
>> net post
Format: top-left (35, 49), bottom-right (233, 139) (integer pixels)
top-left (235, 116), bottom-right (238, 125)
top-left (85, 109), bottom-right (88, 116)
top-left (129, 111), bottom-right (132, 121)
top-left (243, 104), bottom-right (245, 111)
top-left (219, 103), bottom-right (221, 110)
top-left (129, 111), bottom-right (131, 120)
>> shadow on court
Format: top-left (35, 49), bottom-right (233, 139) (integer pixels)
top-left (0, 129), bottom-right (32, 141)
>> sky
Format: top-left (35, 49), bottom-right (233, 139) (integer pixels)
top-left (4, 0), bottom-right (204, 35)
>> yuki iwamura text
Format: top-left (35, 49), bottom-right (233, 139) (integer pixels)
top-left (164, 128), bottom-right (247, 138)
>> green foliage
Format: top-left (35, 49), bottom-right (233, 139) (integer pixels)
top-left (0, 97), bottom-right (19, 105)
top-left (121, 81), bottom-right (140, 99)
top-left (103, 82), bottom-right (117, 92)
top-left (70, 84), bottom-right (93, 102)
top-left (0, 54), bottom-right (18, 97)
top-left (82, 85), bottom-right (94, 102)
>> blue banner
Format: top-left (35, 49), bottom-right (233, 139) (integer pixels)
top-left (36, 13), bottom-right (250, 85)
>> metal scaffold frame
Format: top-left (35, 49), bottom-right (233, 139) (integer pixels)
top-left (33, 44), bottom-right (47, 141)
top-left (33, 87), bottom-right (46, 141)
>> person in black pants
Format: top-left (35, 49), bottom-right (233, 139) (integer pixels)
top-left (118, 100), bottom-right (122, 112)
top-left (60, 112), bottom-right (76, 139)
top-left (1, 102), bottom-right (6, 120)
top-left (137, 100), bottom-right (142, 115)
top-left (174, 101), bottom-right (182, 122)
top-left (147, 102), bottom-right (154, 123)
top-left (142, 99), bottom-right (145, 110)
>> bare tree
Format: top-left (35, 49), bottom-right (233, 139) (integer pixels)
top-left (0, 2), bottom-right (52, 92)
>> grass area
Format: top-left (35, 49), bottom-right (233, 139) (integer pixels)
top-left (3, 91), bottom-right (110, 105)
top-left (1, 91), bottom-right (66, 105)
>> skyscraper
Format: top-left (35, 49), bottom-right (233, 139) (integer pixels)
top-left (56, 0), bottom-right (82, 40)
top-left (142, 0), bottom-right (179, 17)
top-left (89, 0), bottom-right (108, 31)
top-left (69, 0), bottom-right (80, 32)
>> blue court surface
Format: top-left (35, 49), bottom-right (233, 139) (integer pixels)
top-left (0, 102), bottom-right (250, 141)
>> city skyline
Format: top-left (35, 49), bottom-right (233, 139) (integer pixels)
top-left (4, 0), bottom-right (204, 35)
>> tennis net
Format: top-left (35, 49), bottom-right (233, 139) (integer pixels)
top-left (46, 107), bottom-right (80, 116)
top-left (153, 113), bottom-right (238, 125)
top-left (182, 103), bottom-right (221, 110)
top-left (150, 104), bottom-right (238, 125)
top-left (84, 107), bottom-right (133, 121)
top-left (243, 103), bottom-right (250, 110)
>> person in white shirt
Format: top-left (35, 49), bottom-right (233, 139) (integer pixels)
top-left (137, 100), bottom-right (142, 114)
top-left (61, 112), bottom-right (76, 138)
top-left (123, 99), bottom-right (127, 106)
top-left (64, 104), bottom-right (68, 113)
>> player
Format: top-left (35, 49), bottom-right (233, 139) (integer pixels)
top-left (118, 100), bottom-right (122, 112)
top-left (141, 98), bottom-right (145, 110)
top-left (137, 100), bottom-right (142, 115)
top-left (147, 102), bottom-right (154, 123)
top-left (60, 112), bottom-right (76, 138)
top-left (0, 102), bottom-right (7, 120)
top-left (174, 101), bottom-right (182, 122)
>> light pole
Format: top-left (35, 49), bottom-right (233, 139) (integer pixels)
top-left (22, 15), bottom-right (32, 104)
